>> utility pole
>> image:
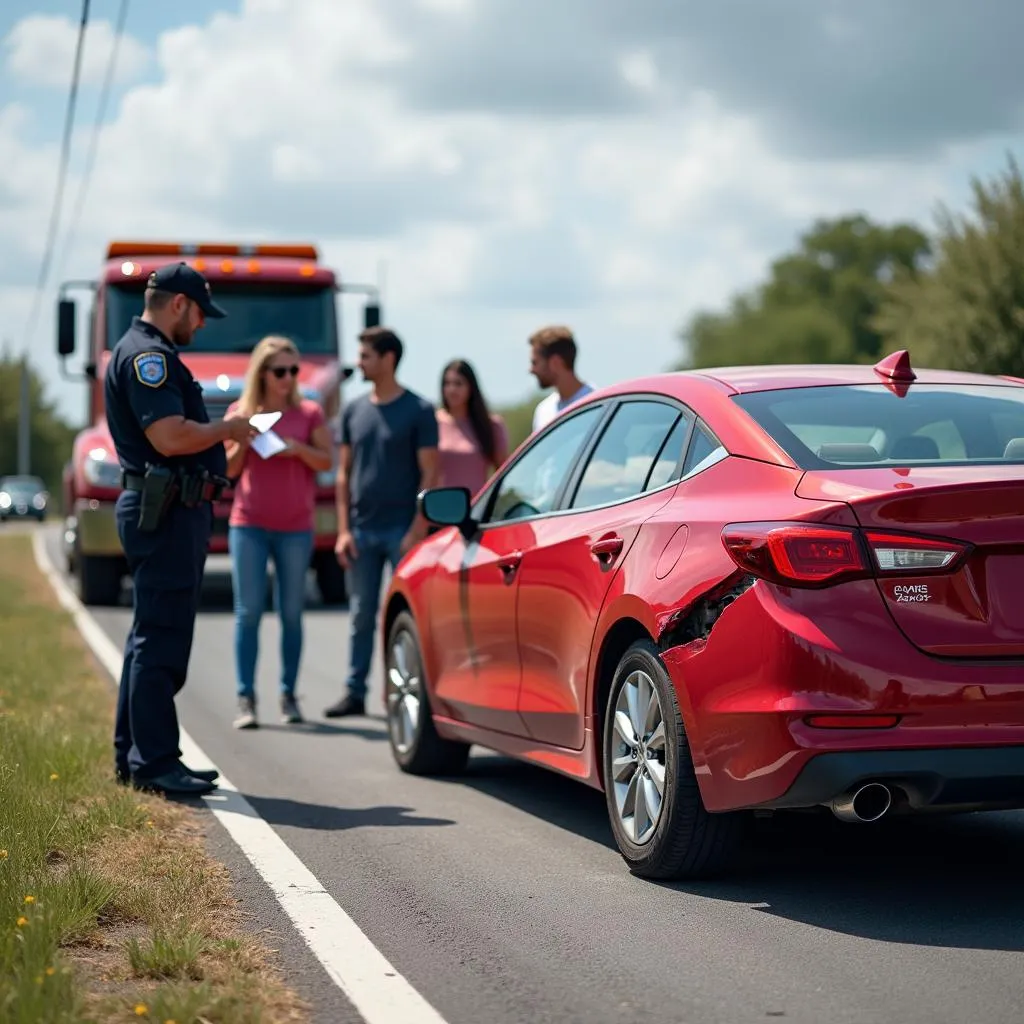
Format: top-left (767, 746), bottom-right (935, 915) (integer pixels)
top-left (17, 352), bottom-right (30, 475)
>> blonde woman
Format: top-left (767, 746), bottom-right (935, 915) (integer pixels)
top-left (224, 336), bottom-right (333, 729)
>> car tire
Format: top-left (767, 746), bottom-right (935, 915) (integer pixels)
top-left (602, 639), bottom-right (743, 880)
top-left (385, 609), bottom-right (470, 776)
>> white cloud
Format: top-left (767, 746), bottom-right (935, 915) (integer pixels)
top-left (0, 0), bottom-right (1016, 425)
top-left (3, 13), bottom-right (150, 89)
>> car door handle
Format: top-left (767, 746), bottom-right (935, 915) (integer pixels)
top-left (497, 551), bottom-right (522, 583)
top-left (590, 536), bottom-right (623, 566)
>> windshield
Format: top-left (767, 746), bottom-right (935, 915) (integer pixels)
top-left (105, 281), bottom-right (338, 355)
top-left (0, 476), bottom-right (45, 495)
top-left (732, 383), bottom-right (1024, 468)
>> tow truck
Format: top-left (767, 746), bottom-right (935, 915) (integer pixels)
top-left (56, 239), bottom-right (380, 606)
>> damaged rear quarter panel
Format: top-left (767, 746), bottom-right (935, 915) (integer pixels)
top-left (590, 458), bottom-right (858, 801)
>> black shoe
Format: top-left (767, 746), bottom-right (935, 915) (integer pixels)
top-left (280, 694), bottom-right (303, 724)
top-left (179, 761), bottom-right (219, 783)
top-left (323, 694), bottom-right (365, 718)
top-left (131, 766), bottom-right (217, 796)
top-left (119, 762), bottom-right (217, 784)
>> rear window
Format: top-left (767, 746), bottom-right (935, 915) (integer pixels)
top-left (732, 384), bottom-right (1024, 468)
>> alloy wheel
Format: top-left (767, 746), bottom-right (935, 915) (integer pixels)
top-left (387, 627), bottom-right (422, 754)
top-left (610, 669), bottom-right (667, 845)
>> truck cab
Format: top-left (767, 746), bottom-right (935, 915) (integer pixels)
top-left (57, 240), bottom-right (379, 606)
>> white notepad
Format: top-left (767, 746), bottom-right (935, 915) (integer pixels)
top-left (251, 430), bottom-right (288, 459)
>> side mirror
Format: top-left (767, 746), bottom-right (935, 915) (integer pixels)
top-left (363, 302), bottom-right (381, 330)
top-left (419, 486), bottom-right (472, 533)
top-left (57, 299), bottom-right (76, 357)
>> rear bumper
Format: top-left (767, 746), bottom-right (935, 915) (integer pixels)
top-left (766, 746), bottom-right (1024, 814)
top-left (662, 577), bottom-right (1024, 813)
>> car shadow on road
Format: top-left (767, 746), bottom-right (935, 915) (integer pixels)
top-left (242, 794), bottom-right (456, 832)
top-left (456, 753), bottom-right (1024, 952)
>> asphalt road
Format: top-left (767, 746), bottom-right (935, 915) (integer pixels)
top-left (42, 527), bottom-right (1024, 1024)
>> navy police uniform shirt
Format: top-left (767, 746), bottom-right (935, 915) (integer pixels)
top-left (104, 316), bottom-right (227, 478)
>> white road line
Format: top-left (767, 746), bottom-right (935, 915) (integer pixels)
top-left (31, 531), bottom-right (450, 1024)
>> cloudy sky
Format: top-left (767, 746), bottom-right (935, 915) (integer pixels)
top-left (1, 0), bottom-right (1023, 424)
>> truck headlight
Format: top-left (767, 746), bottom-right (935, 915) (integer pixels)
top-left (83, 447), bottom-right (122, 488)
top-left (0, 493), bottom-right (10, 510)
top-left (32, 493), bottom-right (47, 510)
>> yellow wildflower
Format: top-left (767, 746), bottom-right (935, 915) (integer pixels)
top-left (134, 1005), bottom-right (147, 1016)
top-left (23, 895), bottom-right (35, 904)
top-left (16, 916), bottom-right (28, 927)
top-left (49, 773), bottom-right (59, 781)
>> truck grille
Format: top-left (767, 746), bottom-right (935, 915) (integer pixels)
top-left (204, 395), bottom-right (236, 422)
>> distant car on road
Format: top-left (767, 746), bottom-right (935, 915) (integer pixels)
top-left (380, 351), bottom-right (1024, 879)
top-left (0, 475), bottom-right (48, 522)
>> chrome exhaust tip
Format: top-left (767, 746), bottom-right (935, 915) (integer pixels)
top-left (830, 782), bottom-right (892, 823)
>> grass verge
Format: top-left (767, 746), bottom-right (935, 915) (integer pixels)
top-left (0, 535), bottom-right (308, 1023)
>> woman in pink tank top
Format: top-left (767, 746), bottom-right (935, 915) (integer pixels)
top-left (436, 359), bottom-right (509, 497)
top-left (224, 335), bottom-right (334, 730)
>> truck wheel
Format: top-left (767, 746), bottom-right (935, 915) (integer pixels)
top-left (314, 552), bottom-right (348, 606)
top-left (78, 555), bottom-right (123, 606)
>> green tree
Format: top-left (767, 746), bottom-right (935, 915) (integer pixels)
top-left (874, 152), bottom-right (1024, 375)
top-left (0, 355), bottom-right (78, 502)
top-left (677, 214), bottom-right (931, 369)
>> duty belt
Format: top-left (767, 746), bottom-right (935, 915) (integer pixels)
top-left (121, 469), bottom-right (229, 507)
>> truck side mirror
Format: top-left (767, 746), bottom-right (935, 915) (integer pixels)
top-left (57, 299), bottom-right (76, 357)
top-left (363, 302), bottom-right (381, 330)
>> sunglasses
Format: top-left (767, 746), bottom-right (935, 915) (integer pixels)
top-left (268, 365), bottom-right (299, 379)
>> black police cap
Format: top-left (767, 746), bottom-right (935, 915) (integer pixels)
top-left (147, 262), bottom-right (227, 319)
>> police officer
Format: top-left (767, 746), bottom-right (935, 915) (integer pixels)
top-left (106, 262), bottom-right (256, 796)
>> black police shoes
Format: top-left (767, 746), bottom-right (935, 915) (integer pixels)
top-left (116, 762), bottom-right (219, 786)
top-left (131, 765), bottom-right (218, 796)
top-left (179, 761), bottom-right (219, 783)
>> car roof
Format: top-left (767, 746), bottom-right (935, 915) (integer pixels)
top-left (583, 361), bottom-right (1024, 401)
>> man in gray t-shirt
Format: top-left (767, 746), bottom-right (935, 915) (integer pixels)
top-left (324, 327), bottom-right (439, 718)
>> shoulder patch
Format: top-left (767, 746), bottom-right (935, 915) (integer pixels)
top-left (133, 351), bottom-right (168, 388)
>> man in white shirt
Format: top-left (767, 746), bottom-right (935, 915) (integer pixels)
top-left (528, 325), bottom-right (595, 433)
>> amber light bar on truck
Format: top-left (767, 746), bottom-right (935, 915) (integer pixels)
top-left (106, 241), bottom-right (319, 260)
top-left (721, 521), bottom-right (970, 588)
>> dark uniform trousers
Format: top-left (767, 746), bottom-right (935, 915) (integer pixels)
top-left (114, 490), bottom-right (212, 779)
top-left (114, 493), bottom-right (211, 774)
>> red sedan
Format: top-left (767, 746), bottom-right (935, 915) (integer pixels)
top-left (380, 351), bottom-right (1024, 879)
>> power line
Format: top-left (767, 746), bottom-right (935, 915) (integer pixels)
top-left (22, 0), bottom-right (92, 350)
top-left (58, 0), bottom-right (131, 279)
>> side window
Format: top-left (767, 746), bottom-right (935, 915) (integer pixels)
top-left (645, 412), bottom-right (693, 491)
top-left (570, 401), bottom-right (685, 509)
top-left (488, 406), bottom-right (603, 523)
top-left (683, 422), bottom-right (726, 477)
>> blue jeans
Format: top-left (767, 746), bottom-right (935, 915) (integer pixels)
top-left (345, 524), bottom-right (406, 700)
top-left (229, 525), bottom-right (314, 700)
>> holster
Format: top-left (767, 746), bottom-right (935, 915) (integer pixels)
top-left (178, 468), bottom-right (230, 508)
top-left (137, 465), bottom-right (179, 533)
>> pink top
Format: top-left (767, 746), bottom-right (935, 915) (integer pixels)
top-left (437, 410), bottom-right (509, 497)
top-left (227, 398), bottom-right (326, 533)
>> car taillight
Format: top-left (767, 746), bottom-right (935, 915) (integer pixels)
top-left (721, 522), bottom-right (968, 588)
top-left (864, 531), bottom-right (966, 573)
